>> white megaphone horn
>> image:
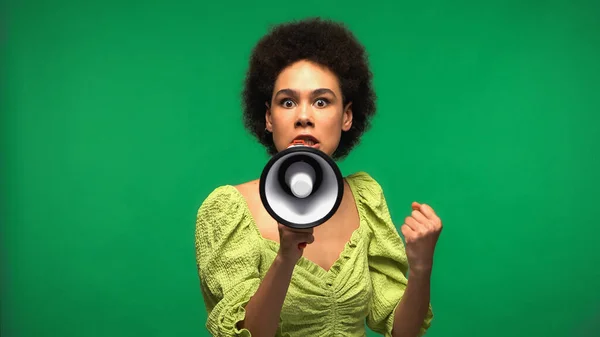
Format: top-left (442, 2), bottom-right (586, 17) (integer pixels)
top-left (259, 140), bottom-right (344, 229)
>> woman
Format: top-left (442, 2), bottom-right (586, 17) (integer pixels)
top-left (195, 17), bottom-right (442, 337)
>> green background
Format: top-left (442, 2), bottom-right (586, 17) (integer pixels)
top-left (3, 0), bottom-right (600, 336)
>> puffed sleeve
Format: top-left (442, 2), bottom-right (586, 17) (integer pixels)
top-left (352, 172), bottom-right (434, 337)
top-left (195, 185), bottom-right (262, 336)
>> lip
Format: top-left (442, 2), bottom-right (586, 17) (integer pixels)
top-left (291, 134), bottom-right (320, 149)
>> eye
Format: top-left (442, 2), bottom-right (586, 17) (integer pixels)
top-left (314, 98), bottom-right (329, 108)
top-left (280, 98), bottom-right (296, 108)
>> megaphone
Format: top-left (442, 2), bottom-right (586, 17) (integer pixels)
top-left (259, 140), bottom-right (344, 229)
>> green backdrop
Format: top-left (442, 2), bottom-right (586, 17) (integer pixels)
top-left (3, 0), bottom-right (600, 336)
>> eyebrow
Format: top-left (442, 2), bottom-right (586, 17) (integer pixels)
top-left (274, 88), bottom-right (337, 99)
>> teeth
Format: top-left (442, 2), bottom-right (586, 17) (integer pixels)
top-left (293, 138), bottom-right (316, 146)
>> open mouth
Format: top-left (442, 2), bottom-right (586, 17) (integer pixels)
top-left (291, 135), bottom-right (320, 147)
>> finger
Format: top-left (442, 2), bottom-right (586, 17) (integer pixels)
top-left (409, 215), bottom-right (431, 234)
top-left (412, 210), bottom-right (436, 232)
top-left (401, 224), bottom-right (415, 242)
top-left (411, 202), bottom-right (421, 210)
top-left (421, 206), bottom-right (442, 230)
top-left (297, 234), bottom-right (314, 250)
top-left (295, 233), bottom-right (315, 243)
top-left (411, 209), bottom-right (429, 225)
top-left (404, 216), bottom-right (420, 231)
top-left (419, 203), bottom-right (438, 221)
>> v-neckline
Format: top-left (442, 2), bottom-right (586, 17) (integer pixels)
top-left (231, 174), bottom-right (365, 277)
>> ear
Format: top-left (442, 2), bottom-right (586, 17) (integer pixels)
top-left (342, 102), bottom-right (353, 131)
top-left (265, 102), bottom-right (273, 132)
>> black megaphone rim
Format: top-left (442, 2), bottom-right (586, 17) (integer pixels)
top-left (259, 146), bottom-right (344, 229)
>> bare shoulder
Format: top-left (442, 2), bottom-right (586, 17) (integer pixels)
top-left (233, 179), bottom-right (266, 221)
top-left (233, 179), bottom-right (278, 240)
top-left (233, 179), bottom-right (260, 201)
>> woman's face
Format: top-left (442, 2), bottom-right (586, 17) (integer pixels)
top-left (265, 60), bottom-right (353, 157)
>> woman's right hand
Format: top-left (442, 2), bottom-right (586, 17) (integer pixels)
top-left (276, 223), bottom-right (314, 264)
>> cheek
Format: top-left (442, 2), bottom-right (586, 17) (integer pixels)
top-left (271, 111), bottom-right (295, 127)
top-left (271, 124), bottom-right (293, 150)
top-left (324, 118), bottom-right (344, 135)
top-left (321, 119), bottom-right (344, 150)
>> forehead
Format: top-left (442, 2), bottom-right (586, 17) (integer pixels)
top-left (274, 60), bottom-right (340, 93)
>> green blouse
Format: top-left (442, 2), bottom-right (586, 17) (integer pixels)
top-left (195, 171), bottom-right (433, 336)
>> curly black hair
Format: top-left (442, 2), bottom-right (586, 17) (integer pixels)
top-left (242, 17), bottom-right (377, 160)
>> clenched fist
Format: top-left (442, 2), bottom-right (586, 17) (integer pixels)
top-left (401, 202), bottom-right (443, 274)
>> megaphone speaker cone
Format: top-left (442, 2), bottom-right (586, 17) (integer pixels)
top-left (259, 146), bottom-right (344, 229)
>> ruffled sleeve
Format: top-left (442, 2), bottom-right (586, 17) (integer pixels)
top-left (350, 172), bottom-right (433, 337)
top-left (195, 185), bottom-right (262, 336)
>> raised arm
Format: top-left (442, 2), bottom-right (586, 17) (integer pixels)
top-left (392, 202), bottom-right (442, 337)
top-left (355, 172), bottom-right (436, 337)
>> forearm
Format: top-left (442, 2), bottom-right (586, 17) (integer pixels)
top-left (237, 255), bottom-right (295, 336)
top-left (391, 269), bottom-right (432, 337)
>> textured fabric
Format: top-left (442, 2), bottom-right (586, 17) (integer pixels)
top-left (195, 171), bottom-right (433, 337)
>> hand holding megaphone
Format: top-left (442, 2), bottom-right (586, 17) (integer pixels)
top-left (277, 223), bottom-right (315, 263)
top-left (260, 139), bottom-right (344, 264)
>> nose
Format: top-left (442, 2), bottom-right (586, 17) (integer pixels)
top-left (295, 103), bottom-right (314, 128)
